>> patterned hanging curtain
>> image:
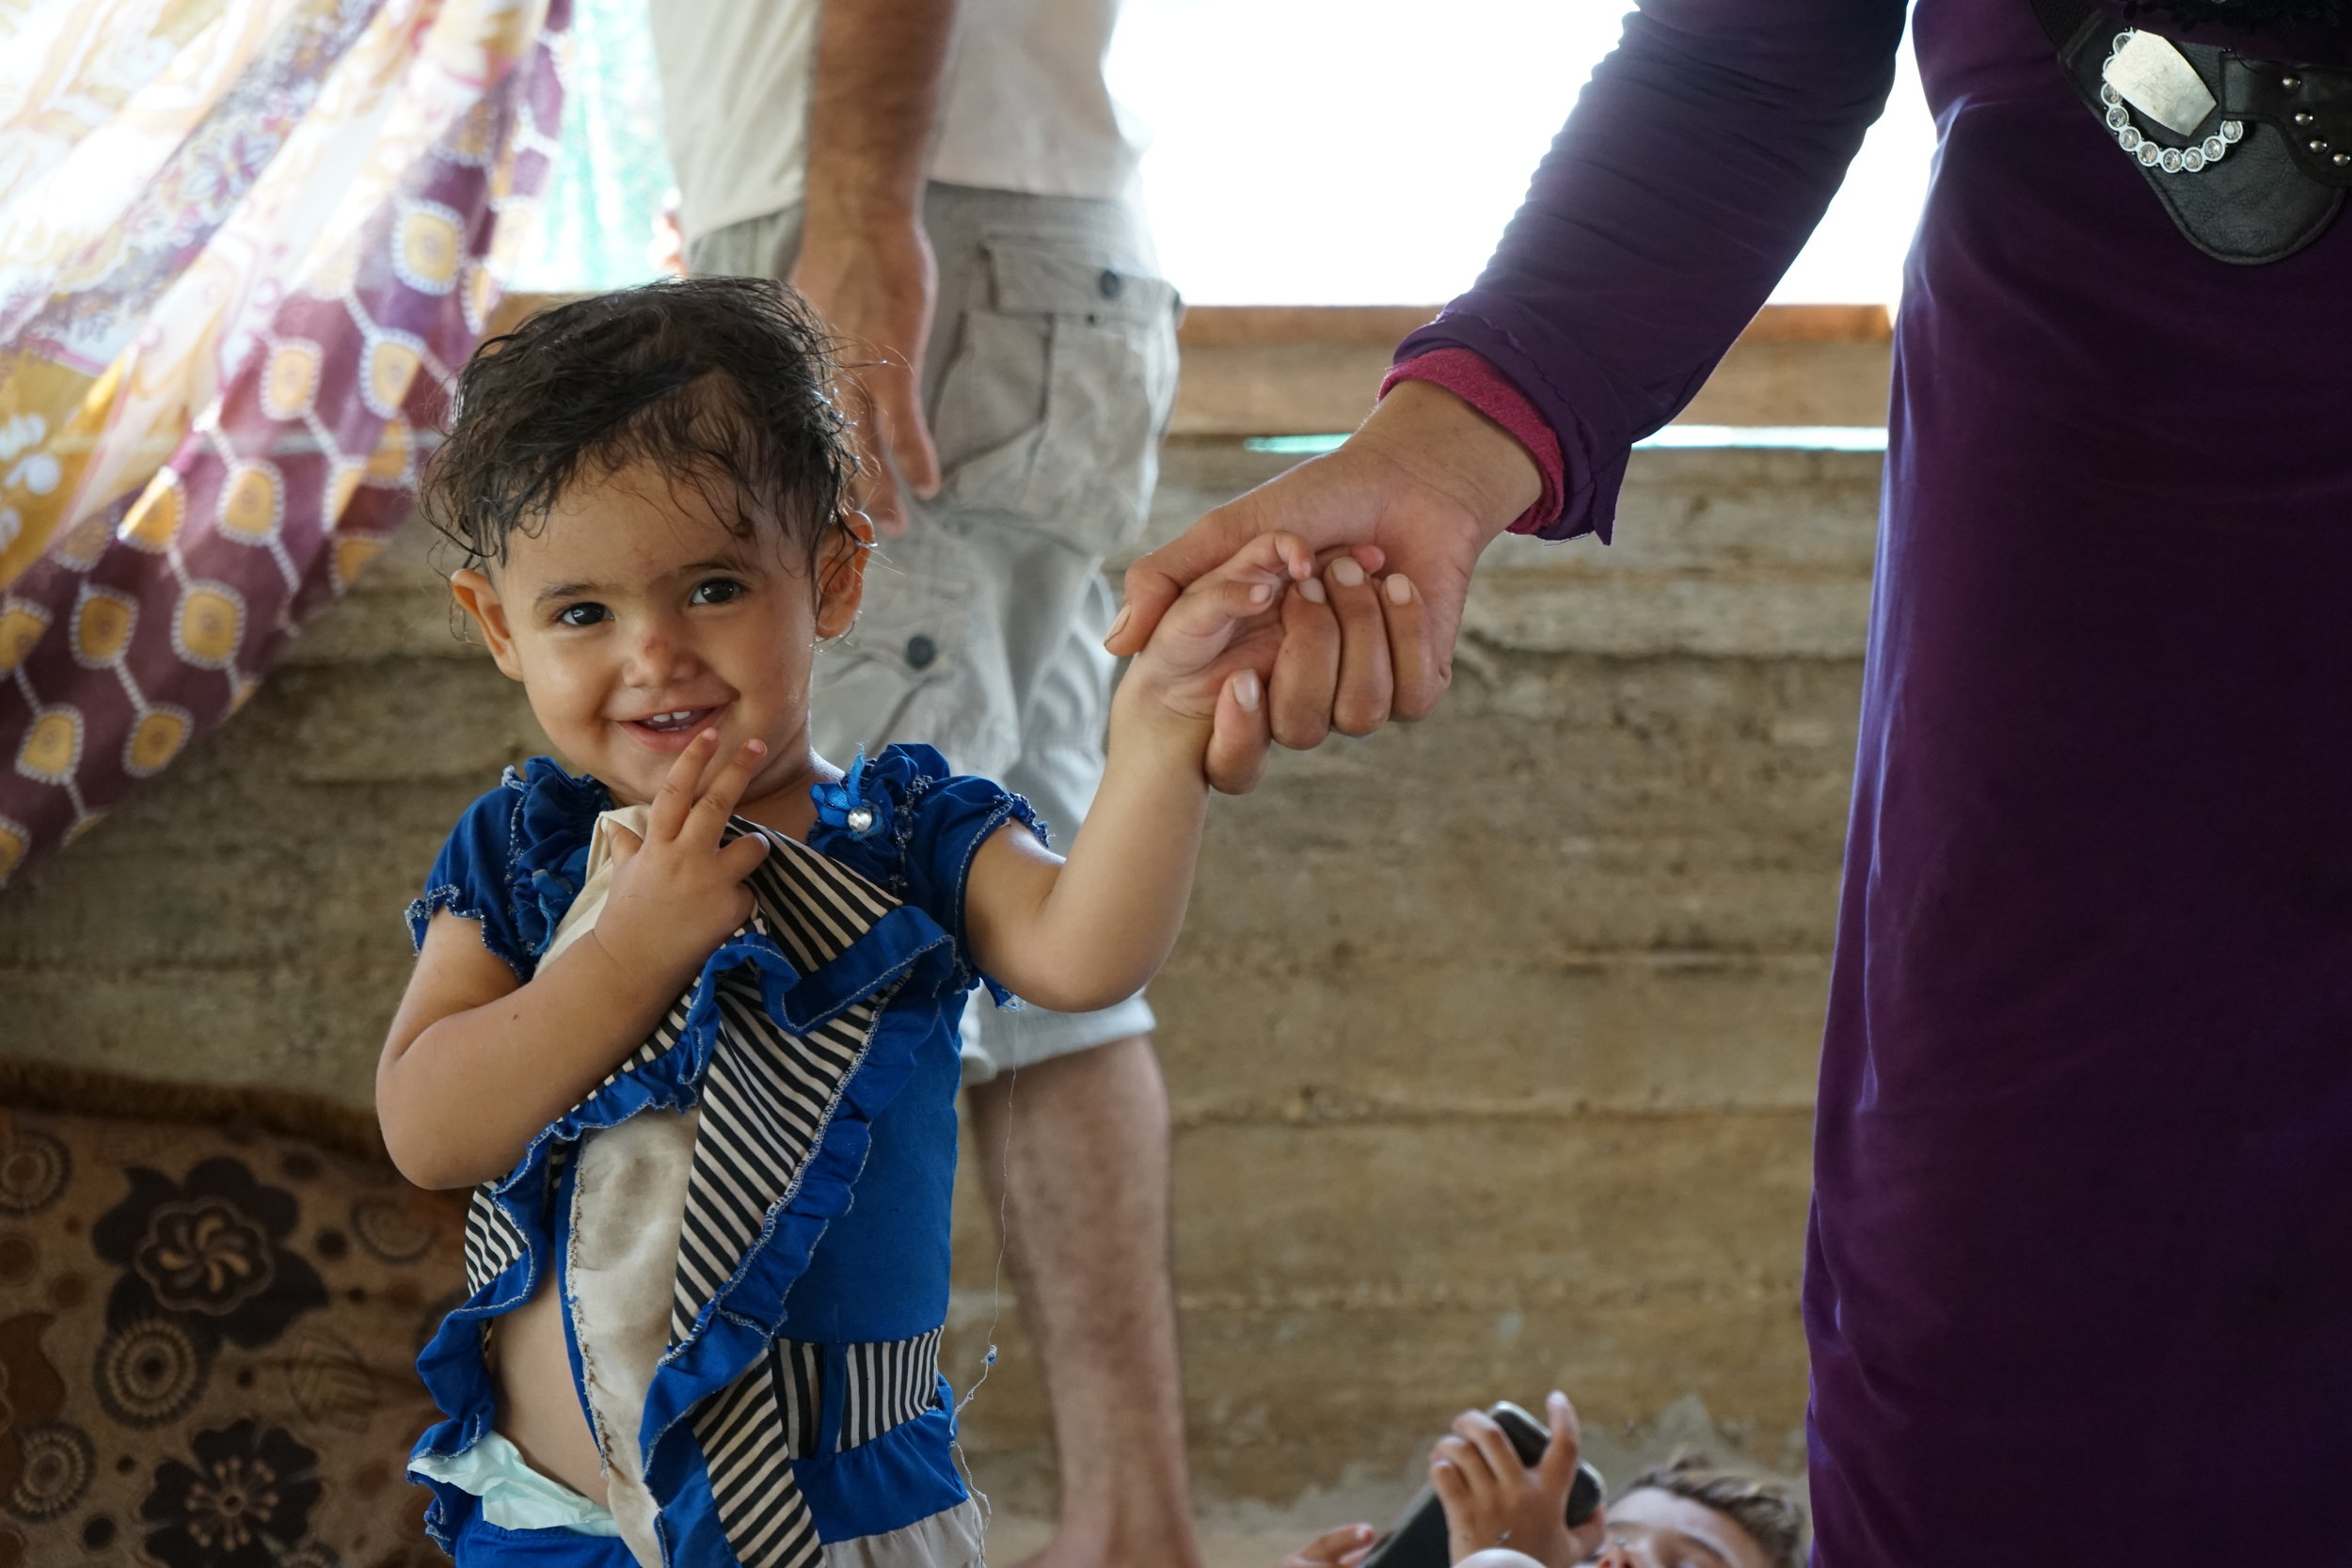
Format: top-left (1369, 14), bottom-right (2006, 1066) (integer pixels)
top-left (0, 0), bottom-right (569, 887)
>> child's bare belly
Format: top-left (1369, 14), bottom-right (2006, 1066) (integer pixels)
top-left (496, 1281), bottom-right (610, 1504)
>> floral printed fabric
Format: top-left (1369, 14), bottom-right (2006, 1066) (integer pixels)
top-left (0, 0), bottom-right (571, 887)
top-left (0, 1095), bottom-right (470, 1568)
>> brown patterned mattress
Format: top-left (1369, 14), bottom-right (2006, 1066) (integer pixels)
top-left (0, 1061), bottom-right (469, 1568)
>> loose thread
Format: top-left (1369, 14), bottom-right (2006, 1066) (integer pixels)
top-left (952, 1060), bottom-right (1020, 1558)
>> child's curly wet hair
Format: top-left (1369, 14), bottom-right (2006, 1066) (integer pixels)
top-left (422, 276), bottom-right (860, 573)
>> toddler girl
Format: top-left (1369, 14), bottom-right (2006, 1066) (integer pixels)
top-left (377, 277), bottom-right (1311, 1568)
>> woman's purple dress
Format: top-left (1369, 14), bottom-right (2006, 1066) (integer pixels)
top-left (1400, 1), bottom-right (2352, 1558)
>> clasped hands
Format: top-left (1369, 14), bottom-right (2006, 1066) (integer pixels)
top-left (797, 195), bottom-right (1540, 698)
top-left (803, 187), bottom-right (1546, 760)
top-left (1107, 379), bottom-right (1546, 788)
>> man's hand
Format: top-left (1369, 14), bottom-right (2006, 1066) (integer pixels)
top-left (1428, 1393), bottom-right (1602, 1568)
top-left (792, 0), bottom-right (959, 536)
top-left (1108, 379), bottom-right (1542, 791)
top-left (791, 214), bottom-right (941, 538)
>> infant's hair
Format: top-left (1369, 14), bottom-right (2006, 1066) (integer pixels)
top-left (1617, 1451), bottom-right (1804, 1568)
top-left (421, 275), bottom-right (858, 571)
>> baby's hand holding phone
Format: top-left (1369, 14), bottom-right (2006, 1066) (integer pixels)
top-left (1426, 1393), bottom-right (1598, 1568)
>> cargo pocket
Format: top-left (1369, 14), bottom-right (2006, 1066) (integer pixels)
top-left (809, 563), bottom-right (994, 767)
top-left (928, 230), bottom-right (1180, 559)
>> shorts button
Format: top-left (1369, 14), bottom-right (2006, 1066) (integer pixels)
top-left (905, 633), bottom-right (939, 670)
top-left (1098, 268), bottom-right (1124, 300)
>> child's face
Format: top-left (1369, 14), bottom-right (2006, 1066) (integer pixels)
top-left (451, 460), bottom-right (865, 810)
top-left (1581, 1489), bottom-right (1775, 1568)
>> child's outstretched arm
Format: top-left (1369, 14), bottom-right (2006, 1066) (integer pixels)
top-left (376, 733), bottom-right (772, 1189)
top-left (962, 531), bottom-right (1313, 1013)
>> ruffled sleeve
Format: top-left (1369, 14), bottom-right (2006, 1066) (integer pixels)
top-left (405, 758), bottom-right (610, 982)
top-left (807, 744), bottom-right (1046, 1002)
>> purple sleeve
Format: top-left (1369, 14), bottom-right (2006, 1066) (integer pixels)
top-left (1395, 0), bottom-right (1907, 542)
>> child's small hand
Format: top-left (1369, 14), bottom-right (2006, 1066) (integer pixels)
top-left (591, 729), bottom-right (773, 995)
top-left (1429, 1393), bottom-right (1596, 1568)
top-left (1277, 1523), bottom-right (1377, 1568)
top-left (1118, 531), bottom-right (1320, 784)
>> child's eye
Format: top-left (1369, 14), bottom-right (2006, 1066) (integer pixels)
top-left (554, 602), bottom-right (609, 628)
top-left (690, 578), bottom-right (746, 606)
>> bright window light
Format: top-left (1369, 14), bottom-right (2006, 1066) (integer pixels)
top-left (516, 1), bottom-right (1933, 306)
top-left (1109, 0), bottom-right (1932, 305)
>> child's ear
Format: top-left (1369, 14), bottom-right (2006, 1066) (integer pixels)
top-left (450, 568), bottom-right (525, 681)
top-left (814, 514), bottom-right (875, 640)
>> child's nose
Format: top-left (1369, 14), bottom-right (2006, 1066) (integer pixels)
top-left (625, 625), bottom-right (698, 683)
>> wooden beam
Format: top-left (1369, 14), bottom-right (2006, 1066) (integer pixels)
top-left (1177, 302), bottom-right (1889, 348)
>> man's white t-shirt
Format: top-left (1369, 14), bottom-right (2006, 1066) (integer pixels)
top-left (648, 0), bottom-right (1143, 244)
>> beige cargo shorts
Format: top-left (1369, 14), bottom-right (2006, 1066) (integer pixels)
top-left (691, 181), bottom-right (1182, 1081)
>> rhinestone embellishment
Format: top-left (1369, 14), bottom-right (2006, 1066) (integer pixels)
top-left (2100, 32), bottom-right (2238, 176)
top-left (844, 805), bottom-right (878, 835)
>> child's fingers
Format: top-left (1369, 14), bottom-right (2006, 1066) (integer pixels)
top-left (1430, 1450), bottom-right (1474, 1512)
top-left (1200, 529), bottom-right (1311, 583)
top-left (720, 827), bottom-right (772, 881)
top-left (1431, 1453), bottom-right (1499, 1565)
top-left (1195, 531), bottom-right (1313, 602)
top-left (1204, 668), bottom-right (1272, 796)
top-left (648, 729), bottom-right (724, 842)
top-left (1431, 1439), bottom-right (1503, 1547)
top-left (606, 823), bottom-right (644, 868)
top-left (1266, 531), bottom-right (1320, 583)
top-left (687, 738), bottom-right (769, 847)
top-left (1454, 1410), bottom-right (1526, 1493)
top-left (1153, 575), bottom-right (1282, 659)
top-left (1143, 533), bottom-right (1312, 670)
top-left (1534, 1389), bottom-right (1584, 1496)
top-left (1271, 576), bottom-right (1340, 750)
top-left (1325, 556), bottom-right (1394, 736)
top-left (1434, 1430), bottom-right (1497, 1492)
top-left (1283, 1524), bottom-right (1375, 1568)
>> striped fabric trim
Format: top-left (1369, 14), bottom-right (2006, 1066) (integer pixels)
top-left (690, 1340), bottom-right (827, 1568)
top-left (460, 1184), bottom-right (526, 1296)
top-left (667, 833), bottom-right (902, 1347)
top-left (773, 1338), bottom-right (825, 1457)
top-left (598, 999), bottom-right (687, 1092)
top-left (839, 1328), bottom-right (945, 1451)
top-left (669, 975), bottom-right (882, 1343)
top-left (751, 829), bottom-right (899, 974)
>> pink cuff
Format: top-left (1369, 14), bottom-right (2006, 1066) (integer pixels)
top-left (1380, 348), bottom-right (1565, 537)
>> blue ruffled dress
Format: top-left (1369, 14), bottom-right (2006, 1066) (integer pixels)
top-left (402, 745), bottom-right (1041, 1566)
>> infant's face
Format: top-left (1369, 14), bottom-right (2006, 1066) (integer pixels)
top-left (458, 462), bottom-right (852, 810)
top-left (1578, 1488), bottom-right (1774, 1568)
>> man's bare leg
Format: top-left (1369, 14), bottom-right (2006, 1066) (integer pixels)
top-left (966, 1033), bottom-right (1201, 1568)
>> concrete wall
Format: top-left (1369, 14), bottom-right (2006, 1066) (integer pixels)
top-left (0, 438), bottom-right (1879, 1545)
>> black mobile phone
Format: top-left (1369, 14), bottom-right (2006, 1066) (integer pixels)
top-left (1358, 1402), bottom-right (1604, 1568)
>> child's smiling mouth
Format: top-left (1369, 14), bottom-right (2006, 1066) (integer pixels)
top-left (620, 705), bottom-right (723, 748)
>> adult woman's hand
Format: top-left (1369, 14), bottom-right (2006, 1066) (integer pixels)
top-left (1107, 379), bottom-right (1542, 792)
